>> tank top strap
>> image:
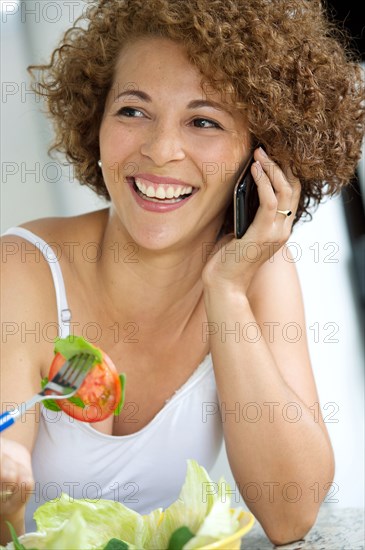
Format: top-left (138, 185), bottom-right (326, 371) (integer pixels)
top-left (3, 227), bottom-right (71, 338)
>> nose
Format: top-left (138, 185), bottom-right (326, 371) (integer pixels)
top-left (140, 120), bottom-right (186, 166)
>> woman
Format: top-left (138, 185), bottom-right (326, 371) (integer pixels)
top-left (1, 0), bottom-right (364, 545)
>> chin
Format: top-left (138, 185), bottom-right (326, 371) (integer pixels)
top-left (127, 224), bottom-right (186, 252)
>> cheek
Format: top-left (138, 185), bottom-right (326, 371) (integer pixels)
top-left (201, 141), bottom-right (248, 193)
top-left (99, 125), bottom-right (141, 186)
top-left (100, 120), bottom-right (137, 159)
top-left (209, 142), bottom-right (252, 215)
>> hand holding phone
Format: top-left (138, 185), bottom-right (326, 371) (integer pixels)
top-left (233, 155), bottom-right (259, 239)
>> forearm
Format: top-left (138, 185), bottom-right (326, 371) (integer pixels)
top-left (203, 285), bottom-right (334, 544)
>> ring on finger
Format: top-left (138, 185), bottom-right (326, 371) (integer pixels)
top-left (276, 209), bottom-right (292, 217)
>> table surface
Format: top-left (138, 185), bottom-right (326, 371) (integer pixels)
top-left (242, 507), bottom-right (364, 550)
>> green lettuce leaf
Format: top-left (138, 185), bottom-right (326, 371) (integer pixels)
top-left (145, 460), bottom-right (216, 550)
top-left (40, 377), bottom-right (61, 412)
top-left (167, 526), bottom-right (194, 550)
top-left (32, 493), bottom-right (143, 549)
top-left (103, 540), bottom-right (129, 549)
top-left (35, 509), bottom-right (88, 549)
top-left (182, 479), bottom-right (240, 549)
top-left (40, 377), bottom-right (86, 411)
top-left (114, 374), bottom-right (127, 416)
top-left (5, 522), bottom-right (30, 549)
top-left (7, 461), bottom-right (246, 550)
top-left (134, 507), bottom-right (162, 550)
top-left (5, 529), bottom-right (53, 550)
top-left (54, 335), bottom-right (102, 367)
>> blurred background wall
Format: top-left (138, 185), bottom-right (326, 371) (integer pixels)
top-left (1, 1), bottom-right (364, 509)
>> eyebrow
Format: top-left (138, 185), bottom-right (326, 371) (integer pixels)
top-left (114, 90), bottom-right (226, 112)
top-left (114, 90), bottom-right (151, 102)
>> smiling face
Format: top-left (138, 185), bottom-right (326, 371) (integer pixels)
top-left (99, 37), bottom-right (251, 249)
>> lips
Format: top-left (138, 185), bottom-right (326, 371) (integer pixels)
top-left (126, 174), bottom-right (199, 212)
top-left (135, 177), bottom-right (192, 200)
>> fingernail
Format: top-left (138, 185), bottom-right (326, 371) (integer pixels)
top-left (259, 146), bottom-right (268, 158)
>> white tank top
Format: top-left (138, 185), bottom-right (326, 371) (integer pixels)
top-left (3, 227), bottom-right (223, 532)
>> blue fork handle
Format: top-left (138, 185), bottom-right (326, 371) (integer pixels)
top-left (0, 411), bottom-right (17, 432)
top-left (0, 392), bottom-right (73, 433)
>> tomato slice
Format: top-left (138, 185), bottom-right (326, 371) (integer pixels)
top-left (48, 351), bottom-right (121, 422)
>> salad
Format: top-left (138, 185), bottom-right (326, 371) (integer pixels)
top-left (42, 336), bottom-right (126, 422)
top-left (3, 461), bottom-right (253, 549)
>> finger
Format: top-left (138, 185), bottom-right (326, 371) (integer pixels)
top-left (275, 174), bottom-right (301, 224)
top-left (0, 462), bottom-right (34, 514)
top-left (260, 160), bottom-right (293, 213)
top-left (1, 453), bottom-right (18, 484)
top-left (283, 164), bottom-right (301, 217)
top-left (255, 149), bottom-right (303, 227)
top-left (251, 160), bottom-right (278, 223)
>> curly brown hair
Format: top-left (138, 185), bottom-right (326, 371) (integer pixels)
top-left (29, 0), bottom-right (365, 229)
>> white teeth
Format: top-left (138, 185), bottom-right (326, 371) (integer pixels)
top-left (134, 178), bottom-right (193, 199)
top-left (155, 187), bottom-right (166, 199)
top-left (146, 185), bottom-right (155, 198)
top-left (166, 186), bottom-right (175, 199)
top-left (135, 180), bottom-right (147, 195)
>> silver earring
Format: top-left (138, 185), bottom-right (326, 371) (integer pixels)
top-left (98, 160), bottom-right (102, 168)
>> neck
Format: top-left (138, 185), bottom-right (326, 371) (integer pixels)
top-left (93, 209), bottom-right (221, 332)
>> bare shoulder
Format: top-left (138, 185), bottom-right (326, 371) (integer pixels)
top-left (0, 227), bottom-right (63, 449)
top-left (1, 226), bottom-right (60, 378)
top-left (17, 207), bottom-right (109, 245)
top-left (1, 208), bottom-right (109, 283)
top-left (0, 211), bottom-right (102, 363)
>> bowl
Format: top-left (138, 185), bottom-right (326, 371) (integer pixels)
top-left (198, 510), bottom-right (255, 549)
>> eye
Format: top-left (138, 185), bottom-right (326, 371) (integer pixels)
top-left (116, 106), bottom-right (145, 118)
top-left (192, 118), bottom-right (222, 129)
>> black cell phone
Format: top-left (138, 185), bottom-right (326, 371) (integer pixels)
top-left (233, 155), bottom-right (259, 239)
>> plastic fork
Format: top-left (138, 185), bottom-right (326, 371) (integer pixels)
top-left (0, 353), bottom-right (95, 432)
